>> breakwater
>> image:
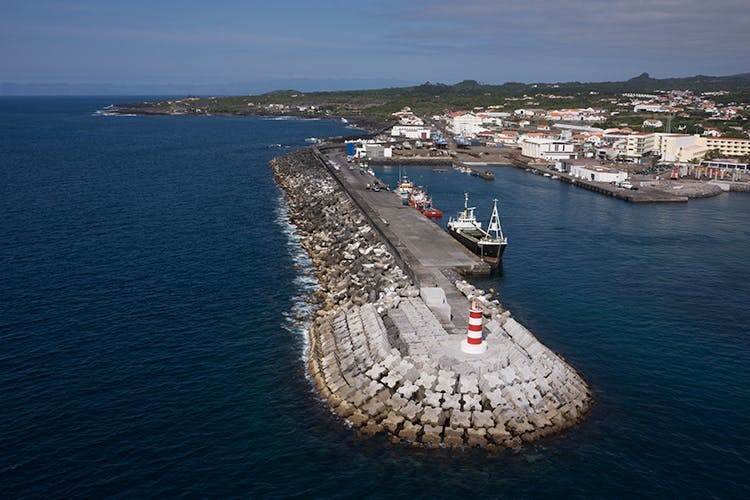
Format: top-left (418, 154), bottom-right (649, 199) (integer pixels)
top-left (271, 149), bottom-right (591, 449)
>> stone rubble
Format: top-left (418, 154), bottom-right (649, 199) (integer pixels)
top-left (271, 149), bottom-right (592, 449)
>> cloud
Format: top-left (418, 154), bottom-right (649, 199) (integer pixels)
top-left (390, 0), bottom-right (750, 55)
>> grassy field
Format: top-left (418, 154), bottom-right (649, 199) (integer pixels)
top-left (116, 73), bottom-right (750, 134)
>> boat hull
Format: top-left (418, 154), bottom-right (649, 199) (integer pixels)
top-left (448, 226), bottom-right (506, 266)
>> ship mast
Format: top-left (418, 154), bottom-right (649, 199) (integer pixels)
top-left (487, 198), bottom-right (505, 241)
top-left (463, 192), bottom-right (470, 218)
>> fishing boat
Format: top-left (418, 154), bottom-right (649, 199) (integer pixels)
top-left (447, 193), bottom-right (507, 266)
top-left (407, 186), bottom-right (443, 219)
top-left (397, 181), bottom-right (413, 205)
top-left (396, 167), bottom-right (414, 205)
top-left (419, 192), bottom-right (443, 219)
top-left (470, 169), bottom-right (495, 181)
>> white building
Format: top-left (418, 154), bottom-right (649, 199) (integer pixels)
top-left (399, 115), bottom-right (424, 126)
top-left (701, 158), bottom-right (749, 172)
top-left (514, 108), bottom-right (545, 117)
top-left (705, 136), bottom-right (750, 157)
top-left (623, 133), bottom-right (659, 161)
top-left (355, 143), bottom-right (393, 160)
top-left (450, 113), bottom-right (487, 136)
top-left (391, 125), bottom-right (431, 140)
top-left (569, 163), bottom-right (628, 183)
top-left (391, 107), bottom-right (424, 125)
top-left (476, 111), bottom-right (507, 127)
top-left (520, 137), bottom-right (577, 160)
top-left (634, 103), bottom-right (671, 113)
top-left (613, 132), bottom-right (750, 163)
top-left (546, 108), bottom-right (607, 123)
top-left (658, 134), bottom-right (707, 163)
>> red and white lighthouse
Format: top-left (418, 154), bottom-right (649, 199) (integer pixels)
top-left (461, 301), bottom-right (488, 354)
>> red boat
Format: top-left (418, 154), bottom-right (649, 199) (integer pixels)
top-left (408, 187), bottom-right (443, 219)
top-left (422, 206), bottom-right (443, 219)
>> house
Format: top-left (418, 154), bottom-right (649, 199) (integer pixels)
top-left (514, 108), bottom-right (545, 117)
top-left (634, 103), bottom-right (671, 113)
top-left (490, 130), bottom-right (520, 146)
top-left (545, 108), bottom-right (607, 123)
top-left (643, 119), bottom-right (663, 128)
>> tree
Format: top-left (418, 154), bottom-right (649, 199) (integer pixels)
top-left (704, 148), bottom-right (722, 160)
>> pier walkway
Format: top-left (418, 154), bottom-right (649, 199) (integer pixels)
top-left (315, 147), bottom-right (490, 332)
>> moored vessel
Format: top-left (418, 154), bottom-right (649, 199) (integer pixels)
top-left (447, 193), bottom-right (507, 266)
top-left (408, 186), bottom-right (443, 219)
top-left (396, 168), bottom-right (414, 206)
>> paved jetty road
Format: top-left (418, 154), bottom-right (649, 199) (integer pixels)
top-left (317, 148), bottom-right (491, 332)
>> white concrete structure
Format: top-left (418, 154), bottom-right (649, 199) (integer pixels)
top-left (419, 287), bottom-right (451, 324)
top-left (451, 113), bottom-right (487, 136)
top-left (514, 108), bottom-right (544, 117)
top-left (634, 103), bottom-right (671, 113)
top-left (545, 108), bottom-right (607, 123)
top-left (521, 137), bottom-right (576, 160)
top-left (476, 111), bottom-right (506, 127)
top-left (701, 158), bottom-right (749, 172)
top-left (615, 133), bottom-right (750, 163)
top-left (623, 133), bottom-right (659, 161)
top-left (570, 164), bottom-right (628, 183)
top-left (392, 107), bottom-right (424, 126)
top-left (705, 137), bottom-right (750, 157)
top-left (391, 125), bottom-right (431, 140)
top-left (490, 131), bottom-right (520, 146)
top-left (658, 134), bottom-right (707, 163)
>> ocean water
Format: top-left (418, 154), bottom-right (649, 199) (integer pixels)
top-left (1, 97), bottom-right (748, 498)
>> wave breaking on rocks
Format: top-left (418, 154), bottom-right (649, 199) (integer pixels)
top-left (270, 149), bottom-right (592, 449)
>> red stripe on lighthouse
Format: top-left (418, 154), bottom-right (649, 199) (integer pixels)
top-left (462, 301), bottom-right (488, 354)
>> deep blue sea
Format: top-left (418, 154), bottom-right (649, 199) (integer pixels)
top-left (1, 97), bottom-right (748, 498)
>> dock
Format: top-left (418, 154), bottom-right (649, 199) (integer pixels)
top-left (498, 150), bottom-right (688, 203)
top-left (273, 147), bottom-right (591, 449)
top-left (315, 146), bottom-right (490, 331)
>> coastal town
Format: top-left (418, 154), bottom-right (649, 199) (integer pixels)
top-left (342, 93), bottom-right (750, 202)
top-left (117, 74), bottom-right (750, 202)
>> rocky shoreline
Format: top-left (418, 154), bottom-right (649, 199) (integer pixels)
top-left (109, 103), bottom-right (387, 134)
top-left (271, 149), bottom-right (592, 449)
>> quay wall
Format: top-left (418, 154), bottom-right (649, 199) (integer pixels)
top-left (271, 148), bottom-right (592, 449)
top-left (312, 147), bottom-right (420, 285)
top-left (498, 152), bottom-right (688, 203)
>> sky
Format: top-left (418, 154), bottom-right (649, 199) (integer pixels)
top-left (2, 0), bottom-right (749, 94)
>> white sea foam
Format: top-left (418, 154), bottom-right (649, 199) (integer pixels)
top-left (274, 193), bottom-right (319, 372)
top-left (92, 109), bottom-right (136, 117)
